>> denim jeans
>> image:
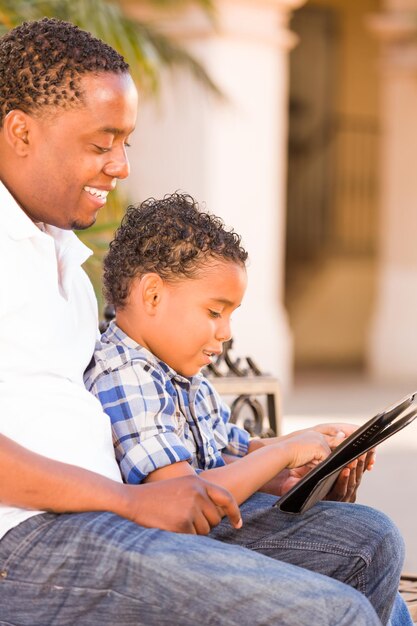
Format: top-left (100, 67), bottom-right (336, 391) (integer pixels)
top-left (0, 493), bottom-right (411, 626)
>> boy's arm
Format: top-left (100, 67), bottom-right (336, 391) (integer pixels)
top-left (87, 363), bottom-right (194, 485)
top-left (0, 433), bottom-right (242, 534)
top-left (145, 431), bottom-right (332, 505)
top-left (247, 424), bottom-right (375, 501)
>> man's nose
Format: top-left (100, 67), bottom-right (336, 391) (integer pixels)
top-left (103, 146), bottom-right (130, 180)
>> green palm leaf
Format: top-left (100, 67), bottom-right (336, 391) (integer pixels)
top-left (0, 0), bottom-right (219, 93)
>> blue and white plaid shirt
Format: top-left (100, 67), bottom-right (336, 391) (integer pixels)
top-left (84, 321), bottom-right (250, 484)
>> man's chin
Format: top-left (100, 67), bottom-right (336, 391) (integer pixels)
top-left (72, 216), bottom-right (97, 231)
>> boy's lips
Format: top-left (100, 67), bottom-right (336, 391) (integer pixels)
top-left (202, 349), bottom-right (222, 363)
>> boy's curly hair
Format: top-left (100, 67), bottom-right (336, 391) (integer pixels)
top-left (0, 17), bottom-right (129, 127)
top-left (104, 193), bottom-right (248, 308)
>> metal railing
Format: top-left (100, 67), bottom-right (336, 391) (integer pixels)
top-left (286, 113), bottom-right (380, 263)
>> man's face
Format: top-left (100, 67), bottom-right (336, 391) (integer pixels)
top-left (12, 72), bottom-right (138, 230)
top-left (145, 261), bottom-right (247, 377)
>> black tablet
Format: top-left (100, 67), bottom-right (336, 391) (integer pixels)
top-left (275, 392), bottom-right (417, 514)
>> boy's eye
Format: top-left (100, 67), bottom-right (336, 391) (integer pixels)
top-left (209, 310), bottom-right (221, 319)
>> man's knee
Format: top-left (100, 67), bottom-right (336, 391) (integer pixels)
top-left (360, 504), bottom-right (405, 576)
top-left (324, 584), bottom-right (381, 626)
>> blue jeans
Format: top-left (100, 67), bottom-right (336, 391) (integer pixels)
top-left (0, 493), bottom-right (411, 626)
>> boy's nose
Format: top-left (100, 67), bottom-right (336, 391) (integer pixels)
top-left (216, 320), bottom-right (232, 343)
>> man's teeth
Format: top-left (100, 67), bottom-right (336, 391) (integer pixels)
top-left (84, 186), bottom-right (109, 200)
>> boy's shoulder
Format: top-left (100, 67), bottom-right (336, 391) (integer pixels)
top-left (84, 322), bottom-right (164, 388)
top-left (194, 374), bottom-right (229, 413)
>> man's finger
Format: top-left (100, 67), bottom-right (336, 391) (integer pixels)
top-left (345, 465), bottom-right (357, 501)
top-left (326, 468), bottom-right (349, 501)
top-left (192, 511), bottom-right (212, 536)
top-left (355, 458), bottom-right (365, 482)
top-left (205, 482), bottom-right (242, 529)
top-left (365, 449), bottom-right (376, 470)
top-left (200, 502), bottom-right (222, 531)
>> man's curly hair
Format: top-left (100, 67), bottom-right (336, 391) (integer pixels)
top-left (0, 17), bottom-right (129, 127)
top-left (104, 193), bottom-right (248, 308)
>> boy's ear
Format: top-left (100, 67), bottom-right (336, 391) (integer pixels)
top-left (141, 273), bottom-right (164, 314)
top-left (2, 110), bottom-right (32, 156)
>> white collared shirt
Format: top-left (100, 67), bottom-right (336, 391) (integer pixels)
top-left (0, 181), bottom-right (122, 539)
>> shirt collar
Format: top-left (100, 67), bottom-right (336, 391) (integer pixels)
top-left (103, 320), bottom-right (203, 387)
top-left (46, 223), bottom-right (92, 268)
top-left (1, 180), bottom-right (92, 267)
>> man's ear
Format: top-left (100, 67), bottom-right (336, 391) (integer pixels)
top-left (140, 273), bottom-right (164, 315)
top-left (2, 110), bottom-right (32, 156)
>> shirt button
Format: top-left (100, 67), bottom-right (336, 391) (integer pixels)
top-left (207, 445), bottom-right (214, 455)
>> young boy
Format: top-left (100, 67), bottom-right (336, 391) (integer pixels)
top-left (85, 192), bottom-right (368, 505)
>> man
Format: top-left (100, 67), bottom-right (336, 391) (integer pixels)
top-left (0, 18), bottom-right (411, 625)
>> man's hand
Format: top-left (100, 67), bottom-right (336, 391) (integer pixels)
top-left (323, 449), bottom-right (374, 503)
top-left (260, 466), bottom-right (310, 496)
top-left (260, 449), bottom-right (373, 501)
top-left (121, 475), bottom-right (242, 535)
top-left (311, 423), bottom-right (375, 502)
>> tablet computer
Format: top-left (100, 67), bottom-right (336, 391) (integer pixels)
top-left (275, 392), bottom-right (417, 515)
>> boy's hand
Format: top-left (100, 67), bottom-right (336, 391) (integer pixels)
top-left (121, 475), bottom-right (242, 535)
top-left (264, 442), bottom-right (374, 501)
top-left (258, 433), bottom-right (330, 496)
top-left (282, 431), bottom-right (332, 469)
top-left (311, 423), bottom-right (376, 470)
top-left (249, 424), bottom-right (376, 472)
top-left (248, 423), bottom-right (376, 501)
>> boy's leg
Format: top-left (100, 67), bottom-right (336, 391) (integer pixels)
top-left (0, 511), bottom-right (379, 626)
top-left (210, 492), bottom-right (409, 626)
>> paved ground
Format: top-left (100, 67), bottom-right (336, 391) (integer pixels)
top-left (282, 371), bottom-right (417, 573)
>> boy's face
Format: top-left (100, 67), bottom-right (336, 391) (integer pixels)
top-left (3, 72), bottom-right (138, 230)
top-left (144, 260), bottom-right (247, 377)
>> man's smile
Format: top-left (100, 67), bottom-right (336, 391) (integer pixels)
top-left (83, 185), bottom-right (110, 201)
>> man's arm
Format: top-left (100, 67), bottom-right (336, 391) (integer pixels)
top-left (0, 434), bottom-right (242, 535)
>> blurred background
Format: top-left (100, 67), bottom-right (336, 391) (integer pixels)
top-left (3, 0), bottom-right (417, 568)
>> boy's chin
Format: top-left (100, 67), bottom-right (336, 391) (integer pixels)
top-left (177, 366), bottom-right (202, 378)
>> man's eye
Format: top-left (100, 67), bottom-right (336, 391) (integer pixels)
top-left (209, 310), bottom-right (221, 318)
top-left (93, 145), bottom-right (111, 153)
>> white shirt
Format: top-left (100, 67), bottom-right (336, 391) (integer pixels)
top-left (0, 181), bottom-right (122, 539)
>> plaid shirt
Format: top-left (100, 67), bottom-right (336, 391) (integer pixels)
top-left (84, 321), bottom-right (250, 484)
